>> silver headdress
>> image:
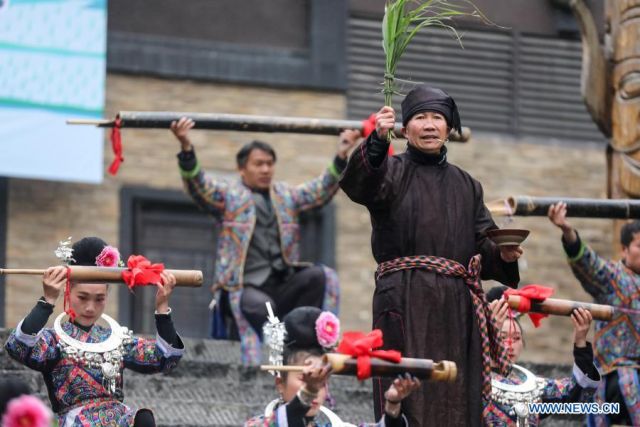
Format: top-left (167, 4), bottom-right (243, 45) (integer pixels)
top-left (54, 236), bottom-right (75, 265)
top-left (262, 302), bottom-right (286, 376)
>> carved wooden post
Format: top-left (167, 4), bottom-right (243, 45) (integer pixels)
top-left (571, 0), bottom-right (640, 252)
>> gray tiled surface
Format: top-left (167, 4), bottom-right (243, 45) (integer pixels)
top-left (0, 329), bottom-right (583, 426)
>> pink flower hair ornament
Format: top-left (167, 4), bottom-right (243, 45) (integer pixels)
top-left (1, 394), bottom-right (53, 427)
top-left (95, 245), bottom-right (121, 267)
top-left (315, 311), bottom-right (340, 349)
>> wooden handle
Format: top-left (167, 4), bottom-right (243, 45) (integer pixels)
top-left (0, 266), bottom-right (203, 287)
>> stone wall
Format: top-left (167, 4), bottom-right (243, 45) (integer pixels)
top-left (4, 74), bottom-right (611, 364)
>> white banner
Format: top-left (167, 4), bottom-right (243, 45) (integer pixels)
top-left (0, 0), bottom-right (106, 183)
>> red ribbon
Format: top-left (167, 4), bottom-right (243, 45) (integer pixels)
top-left (63, 267), bottom-right (77, 322)
top-left (121, 255), bottom-right (165, 290)
top-left (336, 329), bottom-right (402, 380)
top-left (504, 284), bottom-right (555, 327)
top-left (108, 118), bottom-right (123, 176)
top-left (361, 113), bottom-right (376, 139)
top-left (361, 113), bottom-right (394, 156)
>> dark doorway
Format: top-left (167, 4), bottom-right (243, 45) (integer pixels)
top-left (119, 185), bottom-right (335, 338)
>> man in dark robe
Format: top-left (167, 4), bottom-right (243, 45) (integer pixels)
top-left (339, 86), bottom-right (522, 426)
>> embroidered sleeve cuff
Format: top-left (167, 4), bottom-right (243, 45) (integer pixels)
top-left (332, 155), bottom-right (348, 175)
top-left (155, 332), bottom-right (185, 357)
top-left (572, 362), bottom-right (600, 389)
top-left (563, 233), bottom-right (585, 262)
top-left (178, 149), bottom-right (200, 178)
top-left (328, 162), bottom-right (340, 179)
top-left (13, 319), bottom-right (41, 347)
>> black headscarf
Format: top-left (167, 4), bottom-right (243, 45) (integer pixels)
top-left (401, 85), bottom-right (462, 135)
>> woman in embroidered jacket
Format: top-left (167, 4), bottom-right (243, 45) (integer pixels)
top-left (549, 202), bottom-right (640, 426)
top-left (245, 306), bottom-right (420, 427)
top-left (339, 86), bottom-right (522, 426)
top-left (4, 237), bottom-right (185, 427)
top-left (484, 287), bottom-right (601, 426)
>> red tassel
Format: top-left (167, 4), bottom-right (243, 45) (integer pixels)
top-left (108, 118), bottom-right (123, 175)
top-left (64, 267), bottom-right (77, 322)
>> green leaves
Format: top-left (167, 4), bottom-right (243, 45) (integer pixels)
top-left (382, 0), bottom-right (487, 107)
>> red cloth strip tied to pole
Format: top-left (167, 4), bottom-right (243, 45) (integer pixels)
top-left (337, 329), bottom-right (402, 380)
top-left (108, 118), bottom-right (123, 176)
top-left (504, 284), bottom-right (555, 327)
top-left (121, 255), bottom-right (165, 290)
top-left (63, 256), bottom-right (164, 320)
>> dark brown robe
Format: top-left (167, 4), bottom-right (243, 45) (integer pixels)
top-left (340, 138), bottom-right (519, 427)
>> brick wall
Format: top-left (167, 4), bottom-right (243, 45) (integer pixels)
top-left (4, 73), bottom-right (612, 364)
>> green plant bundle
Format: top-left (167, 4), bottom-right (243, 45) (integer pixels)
top-left (382, 0), bottom-right (487, 111)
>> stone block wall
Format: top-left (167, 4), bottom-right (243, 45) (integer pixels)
top-left (4, 74), bottom-right (611, 364)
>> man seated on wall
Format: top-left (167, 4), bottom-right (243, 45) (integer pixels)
top-left (171, 117), bottom-right (360, 365)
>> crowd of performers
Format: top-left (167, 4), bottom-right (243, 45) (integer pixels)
top-left (2, 85), bottom-right (639, 426)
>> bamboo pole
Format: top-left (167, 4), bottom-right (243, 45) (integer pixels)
top-left (0, 266), bottom-right (203, 287)
top-left (506, 295), bottom-right (614, 321)
top-left (260, 353), bottom-right (457, 382)
top-left (66, 111), bottom-right (471, 142)
top-left (487, 195), bottom-right (640, 219)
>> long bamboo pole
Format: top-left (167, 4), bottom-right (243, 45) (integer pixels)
top-left (260, 353), bottom-right (457, 382)
top-left (487, 196), bottom-right (640, 219)
top-left (0, 266), bottom-right (203, 287)
top-left (506, 295), bottom-right (614, 321)
top-left (67, 111), bottom-right (471, 142)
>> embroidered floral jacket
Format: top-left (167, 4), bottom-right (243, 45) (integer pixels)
top-left (563, 237), bottom-right (640, 426)
top-left (5, 319), bottom-right (184, 427)
top-left (564, 239), bottom-right (640, 373)
top-left (180, 159), bottom-right (342, 292)
top-left (180, 158), bottom-right (342, 365)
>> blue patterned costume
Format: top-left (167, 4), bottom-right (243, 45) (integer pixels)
top-left (564, 237), bottom-right (640, 426)
top-left (5, 318), bottom-right (184, 427)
